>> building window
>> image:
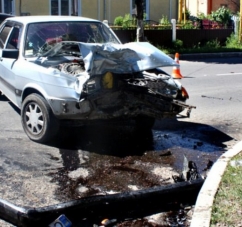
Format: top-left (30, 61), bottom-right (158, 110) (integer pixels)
top-left (1, 0), bottom-right (14, 14)
top-left (61, 0), bottom-right (69, 15)
top-left (51, 0), bottom-right (59, 15)
top-left (50, 0), bottom-right (70, 15)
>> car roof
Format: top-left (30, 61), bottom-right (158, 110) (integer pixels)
top-left (5, 15), bottom-right (100, 25)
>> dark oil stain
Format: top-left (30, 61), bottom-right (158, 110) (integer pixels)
top-left (46, 118), bottom-right (231, 205)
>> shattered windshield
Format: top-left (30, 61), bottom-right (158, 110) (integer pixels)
top-left (24, 21), bottom-right (120, 57)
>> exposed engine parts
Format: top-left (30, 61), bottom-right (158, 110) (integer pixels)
top-left (60, 62), bottom-right (85, 76)
top-left (126, 78), bottom-right (167, 89)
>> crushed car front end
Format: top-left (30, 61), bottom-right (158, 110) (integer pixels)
top-left (45, 41), bottom-right (194, 121)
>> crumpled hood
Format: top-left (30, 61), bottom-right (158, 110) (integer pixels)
top-left (79, 42), bottom-right (178, 75)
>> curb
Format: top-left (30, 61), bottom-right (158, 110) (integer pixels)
top-left (168, 52), bottom-right (242, 60)
top-left (181, 52), bottom-right (242, 60)
top-left (190, 141), bottom-right (242, 227)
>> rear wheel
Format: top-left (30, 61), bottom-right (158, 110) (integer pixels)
top-left (21, 94), bottom-right (59, 143)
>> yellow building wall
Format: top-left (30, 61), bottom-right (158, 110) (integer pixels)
top-left (12, 0), bottom-right (178, 25)
top-left (150, 0), bottom-right (178, 22)
top-left (81, 0), bottom-right (130, 24)
top-left (81, 0), bottom-right (100, 19)
top-left (186, 0), bottom-right (208, 16)
top-left (15, 0), bottom-right (49, 16)
top-left (109, 0), bottom-right (130, 24)
top-left (186, 0), bottom-right (199, 16)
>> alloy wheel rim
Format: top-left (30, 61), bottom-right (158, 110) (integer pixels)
top-left (25, 102), bottom-right (44, 135)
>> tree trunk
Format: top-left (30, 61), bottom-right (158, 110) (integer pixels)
top-left (135, 0), bottom-right (145, 42)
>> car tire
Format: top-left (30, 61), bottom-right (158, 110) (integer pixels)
top-left (135, 115), bottom-right (155, 130)
top-left (21, 93), bottom-right (59, 143)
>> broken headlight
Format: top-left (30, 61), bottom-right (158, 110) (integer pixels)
top-left (86, 79), bottom-right (96, 92)
top-left (181, 86), bottom-right (189, 99)
top-left (83, 76), bottom-right (102, 94)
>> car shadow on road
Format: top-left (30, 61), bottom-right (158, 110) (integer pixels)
top-left (0, 95), bottom-right (8, 101)
top-left (47, 117), bottom-right (233, 157)
top-left (49, 123), bottom-right (154, 157)
top-left (154, 117), bottom-right (233, 149)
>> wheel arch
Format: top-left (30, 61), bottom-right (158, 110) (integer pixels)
top-left (21, 85), bottom-right (51, 108)
top-left (22, 87), bottom-right (44, 101)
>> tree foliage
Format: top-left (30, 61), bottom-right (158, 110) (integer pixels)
top-left (211, 6), bottom-right (232, 27)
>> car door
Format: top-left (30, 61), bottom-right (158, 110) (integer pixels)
top-left (0, 22), bottom-right (21, 105)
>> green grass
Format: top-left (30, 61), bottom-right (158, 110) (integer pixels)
top-left (210, 151), bottom-right (242, 226)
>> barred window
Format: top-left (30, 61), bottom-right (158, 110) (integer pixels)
top-left (51, 0), bottom-right (70, 15)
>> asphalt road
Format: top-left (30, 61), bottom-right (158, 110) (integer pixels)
top-left (0, 56), bottom-right (241, 226)
top-left (180, 56), bottom-right (242, 142)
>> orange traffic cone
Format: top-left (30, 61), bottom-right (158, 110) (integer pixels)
top-left (171, 53), bottom-right (183, 79)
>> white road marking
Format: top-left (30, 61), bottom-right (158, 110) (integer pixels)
top-left (216, 72), bottom-right (242, 76)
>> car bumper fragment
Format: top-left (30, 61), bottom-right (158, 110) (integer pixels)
top-left (172, 100), bottom-right (196, 117)
top-left (49, 90), bottom-right (195, 120)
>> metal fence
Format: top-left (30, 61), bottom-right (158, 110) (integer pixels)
top-left (112, 28), bottom-right (234, 48)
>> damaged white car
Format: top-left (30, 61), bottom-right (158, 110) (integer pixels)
top-left (0, 16), bottom-right (194, 143)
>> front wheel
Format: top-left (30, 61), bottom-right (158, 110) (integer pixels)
top-left (21, 94), bottom-right (59, 143)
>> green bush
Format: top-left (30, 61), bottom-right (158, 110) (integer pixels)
top-left (180, 21), bottom-right (196, 29)
top-left (114, 16), bottom-right (123, 26)
top-left (114, 14), bottom-right (135, 28)
top-left (160, 15), bottom-right (170, 25)
top-left (211, 6), bottom-right (232, 27)
top-left (226, 33), bottom-right (242, 48)
top-left (197, 12), bottom-right (213, 20)
top-left (204, 39), bottom-right (221, 48)
top-left (122, 14), bottom-right (133, 28)
top-left (172, 39), bottom-right (183, 49)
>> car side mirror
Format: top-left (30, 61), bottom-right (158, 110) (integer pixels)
top-left (2, 49), bottom-right (19, 59)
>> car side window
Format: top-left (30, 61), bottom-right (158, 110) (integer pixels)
top-left (6, 27), bottom-right (20, 49)
top-left (0, 25), bottom-right (12, 49)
